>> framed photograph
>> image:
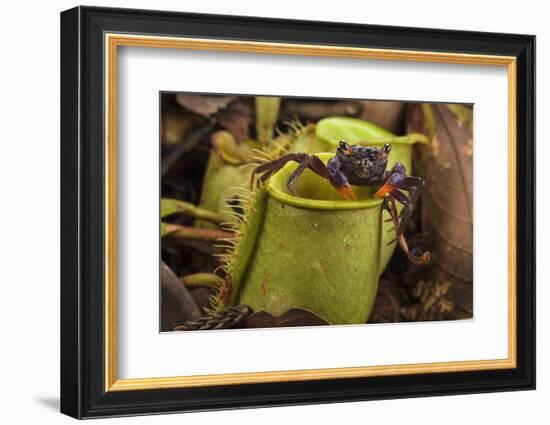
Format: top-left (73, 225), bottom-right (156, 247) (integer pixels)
top-left (60, 6), bottom-right (535, 419)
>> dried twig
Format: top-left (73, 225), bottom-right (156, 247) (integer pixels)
top-left (174, 305), bottom-right (252, 331)
top-left (162, 223), bottom-right (234, 241)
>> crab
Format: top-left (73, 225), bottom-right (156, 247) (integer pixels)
top-left (252, 141), bottom-right (430, 265)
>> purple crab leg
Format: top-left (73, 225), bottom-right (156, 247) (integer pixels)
top-left (327, 156), bottom-right (356, 200)
top-left (383, 197), bottom-right (430, 265)
top-left (252, 153), bottom-right (330, 196)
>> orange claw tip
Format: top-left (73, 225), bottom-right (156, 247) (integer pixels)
top-left (337, 185), bottom-right (356, 200)
top-left (374, 181), bottom-right (394, 198)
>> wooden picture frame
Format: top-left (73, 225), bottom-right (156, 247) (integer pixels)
top-left (60, 5), bottom-right (535, 419)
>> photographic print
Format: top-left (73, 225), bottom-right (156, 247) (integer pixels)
top-left (160, 94), bottom-right (473, 331)
top-left (61, 7), bottom-right (535, 417)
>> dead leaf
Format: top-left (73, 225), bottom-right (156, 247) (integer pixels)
top-left (276, 309), bottom-right (329, 327)
top-left (407, 104), bottom-right (473, 318)
top-left (161, 261), bottom-right (201, 331)
top-left (216, 99), bottom-right (253, 141)
top-left (243, 311), bottom-right (277, 328)
top-left (358, 100), bottom-right (406, 133)
top-left (161, 106), bottom-right (203, 146)
top-left (176, 94), bottom-right (234, 117)
top-left (244, 308), bottom-right (329, 328)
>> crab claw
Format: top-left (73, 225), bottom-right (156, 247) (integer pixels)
top-left (374, 180), bottom-right (395, 198)
top-left (337, 184), bottom-right (356, 200)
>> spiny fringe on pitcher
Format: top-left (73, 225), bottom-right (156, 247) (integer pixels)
top-left (206, 121), bottom-right (311, 312)
top-left (208, 184), bottom-right (267, 312)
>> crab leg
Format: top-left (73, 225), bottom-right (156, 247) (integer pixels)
top-left (285, 155), bottom-right (329, 195)
top-left (375, 163), bottom-right (425, 235)
top-left (383, 197), bottom-right (430, 265)
top-left (252, 153), bottom-right (330, 195)
top-left (251, 153), bottom-right (308, 188)
top-left (327, 156), bottom-right (356, 200)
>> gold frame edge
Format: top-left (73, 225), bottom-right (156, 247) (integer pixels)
top-left (104, 33), bottom-right (518, 392)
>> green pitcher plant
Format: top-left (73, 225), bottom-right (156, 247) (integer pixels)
top-left (219, 153), bottom-right (384, 324)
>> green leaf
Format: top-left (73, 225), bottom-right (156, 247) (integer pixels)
top-left (210, 130), bottom-right (257, 164)
top-left (161, 198), bottom-right (226, 224)
top-left (316, 116), bottom-right (393, 144)
top-left (255, 96), bottom-right (281, 145)
top-left (316, 116), bottom-right (428, 147)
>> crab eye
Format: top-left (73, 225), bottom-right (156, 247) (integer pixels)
top-left (338, 140), bottom-right (352, 155)
top-left (377, 144), bottom-right (391, 158)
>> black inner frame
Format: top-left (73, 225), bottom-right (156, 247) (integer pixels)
top-left (61, 6), bottom-right (535, 419)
